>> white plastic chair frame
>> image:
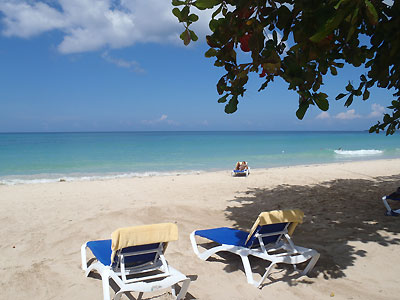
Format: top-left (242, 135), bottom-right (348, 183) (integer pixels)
top-left (190, 224), bottom-right (319, 288)
top-left (231, 167), bottom-right (250, 177)
top-left (81, 242), bottom-right (190, 300)
top-left (382, 195), bottom-right (400, 216)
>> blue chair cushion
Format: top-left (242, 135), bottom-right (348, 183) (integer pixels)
top-left (87, 239), bottom-right (113, 266)
top-left (245, 223), bottom-right (288, 247)
top-left (195, 223), bottom-right (289, 248)
top-left (195, 227), bottom-right (248, 247)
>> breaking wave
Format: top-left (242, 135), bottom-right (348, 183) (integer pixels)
top-left (334, 149), bottom-right (383, 156)
top-left (0, 170), bottom-right (203, 185)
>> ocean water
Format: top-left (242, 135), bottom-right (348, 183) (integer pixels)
top-left (0, 131), bottom-right (399, 184)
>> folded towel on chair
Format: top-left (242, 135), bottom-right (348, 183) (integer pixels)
top-left (111, 223), bottom-right (178, 263)
top-left (245, 209), bottom-right (304, 244)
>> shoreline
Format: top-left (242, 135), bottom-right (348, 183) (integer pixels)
top-left (1, 157), bottom-right (399, 186)
top-left (1, 158), bottom-right (400, 299)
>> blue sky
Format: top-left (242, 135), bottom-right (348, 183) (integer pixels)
top-left (0, 0), bottom-right (394, 132)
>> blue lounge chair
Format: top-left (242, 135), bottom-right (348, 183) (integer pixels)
top-left (382, 187), bottom-right (400, 216)
top-left (190, 209), bottom-right (319, 287)
top-left (81, 223), bottom-right (190, 300)
top-left (231, 161), bottom-right (250, 177)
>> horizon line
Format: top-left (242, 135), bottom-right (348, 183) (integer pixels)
top-left (0, 130), bottom-right (372, 134)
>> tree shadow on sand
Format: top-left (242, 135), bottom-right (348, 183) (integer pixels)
top-left (217, 174), bottom-right (400, 285)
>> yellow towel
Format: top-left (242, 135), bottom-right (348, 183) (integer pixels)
top-left (110, 223), bottom-right (178, 263)
top-left (245, 209), bottom-right (304, 244)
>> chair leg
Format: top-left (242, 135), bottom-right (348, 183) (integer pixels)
top-left (301, 252), bottom-right (320, 276)
top-left (382, 196), bottom-right (393, 214)
top-left (81, 243), bottom-right (88, 271)
top-left (176, 278), bottom-right (190, 300)
top-left (256, 261), bottom-right (276, 287)
top-left (240, 255), bottom-right (255, 285)
top-left (114, 292), bottom-right (122, 300)
top-left (101, 272), bottom-right (112, 300)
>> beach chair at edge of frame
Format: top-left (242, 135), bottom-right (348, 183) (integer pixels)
top-left (382, 187), bottom-right (400, 216)
top-left (190, 209), bottom-right (320, 288)
top-left (81, 223), bottom-right (190, 300)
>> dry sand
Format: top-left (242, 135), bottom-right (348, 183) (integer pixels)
top-left (1, 159), bottom-right (400, 299)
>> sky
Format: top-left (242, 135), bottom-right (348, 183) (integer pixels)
top-left (0, 0), bottom-right (395, 132)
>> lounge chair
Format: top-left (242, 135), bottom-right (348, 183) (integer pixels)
top-left (190, 209), bottom-right (320, 287)
top-left (81, 223), bottom-right (190, 300)
top-left (382, 187), bottom-right (400, 216)
top-left (231, 161), bottom-right (250, 177)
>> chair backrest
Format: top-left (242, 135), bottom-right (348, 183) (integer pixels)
top-left (110, 223), bottom-right (178, 265)
top-left (244, 209), bottom-right (304, 248)
top-left (111, 243), bottom-right (161, 268)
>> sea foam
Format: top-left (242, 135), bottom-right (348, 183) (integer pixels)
top-left (0, 170), bottom-right (203, 185)
top-left (334, 149), bottom-right (383, 156)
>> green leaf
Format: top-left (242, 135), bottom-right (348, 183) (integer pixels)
top-left (180, 30), bottom-right (191, 45)
top-left (188, 14), bottom-right (199, 22)
top-left (363, 89), bottom-right (370, 100)
top-left (310, 8), bottom-right (350, 43)
top-left (218, 94), bottom-right (228, 103)
top-left (335, 0), bottom-right (350, 10)
top-left (172, 0), bottom-right (185, 6)
top-left (335, 93), bottom-right (347, 100)
top-left (364, 0), bottom-right (378, 25)
top-left (195, 0), bottom-right (220, 10)
top-left (172, 8), bottom-right (181, 20)
top-left (345, 82), bottom-right (353, 91)
top-left (296, 102), bottom-right (309, 120)
top-left (315, 93), bottom-right (329, 111)
top-left (276, 5), bottom-right (291, 30)
top-left (212, 4), bottom-right (223, 19)
top-left (273, 31), bottom-right (278, 43)
top-left (344, 94), bottom-right (354, 107)
top-left (346, 25), bottom-right (356, 42)
top-left (216, 77), bottom-right (226, 94)
top-left (224, 95), bottom-right (238, 113)
top-left (214, 61), bottom-right (224, 67)
top-left (181, 6), bottom-right (189, 19)
top-left (330, 66), bottom-right (338, 76)
top-left (209, 19), bottom-right (219, 32)
top-left (205, 48), bottom-right (218, 57)
top-left (189, 30), bottom-right (198, 41)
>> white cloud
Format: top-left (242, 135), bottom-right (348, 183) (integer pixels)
top-left (368, 103), bottom-right (385, 118)
top-left (315, 104), bottom-right (387, 121)
top-left (335, 109), bottom-right (361, 120)
top-left (101, 51), bottom-right (144, 72)
top-left (316, 111), bottom-right (330, 119)
top-left (141, 114), bottom-right (178, 126)
top-left (0, 0), bottom-right (211, 54)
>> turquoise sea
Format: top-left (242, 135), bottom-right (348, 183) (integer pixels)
top-left (0, 131), bottom-right (399, 184)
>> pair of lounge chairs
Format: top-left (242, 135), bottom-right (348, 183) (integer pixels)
top-left (82, 209), bottom-right (320, 299)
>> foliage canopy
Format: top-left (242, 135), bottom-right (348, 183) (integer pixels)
top-left (172, 0), bottom-right (400, 134)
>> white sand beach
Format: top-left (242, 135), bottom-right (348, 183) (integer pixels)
top-left (1, 159), bottom-right (400, 299)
